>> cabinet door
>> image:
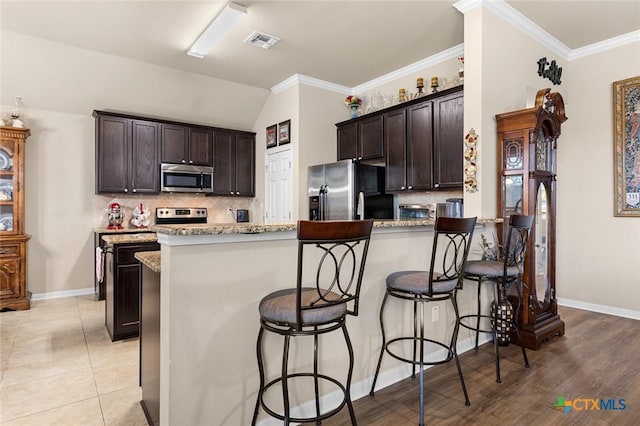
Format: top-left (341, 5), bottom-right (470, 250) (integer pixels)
top-left (235, 133), bottom-right (255, 197)
top-left (115, 263), bottom-right (141, 338)
top-left (131, 120), bottom-right (159, 194)
top-left (189, 128), bottom-right (213, 166)
top-left (384, 109), bottom-right (407, 192)
top-left (97, 116), bottom-right (130, 193)
top-left (0, 255), bottom-right (21, 300)
top-left (337, 123), bottom-right (358, 160)
top-left (359, 115), bottom-right (384, 160)
top-left (160, 124), bottom-right (188, 164)
top-left (213, 131), bottom-right (236, 195)
top-left (433, 91), bottom-right (464, 189)
top-left (407, 101), bottom-right (433, 191)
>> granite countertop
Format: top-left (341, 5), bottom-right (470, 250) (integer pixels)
top-left (94, 227), bottom-right (155, 234)
top-left (101, 233), bottom-right (158, 247)
top-left (135, 250), bottom-right (161, 273)
top-left (151, 218), bottom-right (501, 237)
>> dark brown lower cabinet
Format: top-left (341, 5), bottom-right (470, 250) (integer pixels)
top-left (140, 263), bottom-right (160, 426)
top-left (105, 242), bottom-right (159, 341)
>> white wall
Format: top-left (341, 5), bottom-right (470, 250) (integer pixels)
top-left (560, 42), bottom-right (640, 312)
top-left (1, 30), bottom-right (270, 295)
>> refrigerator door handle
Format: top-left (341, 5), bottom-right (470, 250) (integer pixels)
top-left (319, 185), bottom-right (326, 221)
top-left (357, 191), bottom-right (365, 220)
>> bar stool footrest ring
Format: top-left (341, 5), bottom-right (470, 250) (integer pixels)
top-left (384, 336), bottom-right (454, 366)
top-left (259, 372), bottom-right (348, 423)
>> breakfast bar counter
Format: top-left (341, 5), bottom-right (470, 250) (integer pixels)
top-left (151, 218), bottom-right (499, 425)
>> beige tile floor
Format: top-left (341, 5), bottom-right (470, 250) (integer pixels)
top-left (0, 295), bottom-right (147, 425)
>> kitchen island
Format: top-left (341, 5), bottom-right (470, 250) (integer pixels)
top-left (150, 219), bottom-right (498, 426)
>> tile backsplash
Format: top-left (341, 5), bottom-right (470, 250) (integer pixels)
top-left (93, 193), bottom-right (261, 229)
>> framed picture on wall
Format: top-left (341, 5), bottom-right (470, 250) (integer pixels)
top-left (278, 119), bottom-right (291, 145)
top-left (266, 124), bottom-right (277, 149)
top-left (613, 75), bottom-right (640, 217)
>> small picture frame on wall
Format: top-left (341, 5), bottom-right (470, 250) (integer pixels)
top-left (266, 124), bottom-right (277, 149)
top-left (278, 119), bottom-right (291, 145)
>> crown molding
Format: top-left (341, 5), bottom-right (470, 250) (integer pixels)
top-left (569, 29), bottom-right (640, 60)
top-left (352, 44), bottom-right (464, 94)
top-left (453, 0), bottom-right (483, 14)
top-left (271, 73), bottom-right (351, 95)
top-left (482, 0), bottom-right (572, 59)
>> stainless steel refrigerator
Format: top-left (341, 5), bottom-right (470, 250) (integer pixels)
top-left (308, 160), bottom-right (394, 220)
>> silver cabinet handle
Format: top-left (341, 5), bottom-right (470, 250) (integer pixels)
top-left (132, 189), bottom-right (137, 193)
top-left (408, 185), bottom-right (413, 190)
top-left (124, 188), bottom-right (128, 193)
top-left (182, 159), bottom-right (186, 163)
top-left (434, 183), bottom-right (440, 188)
top-left (189, 160), bottom-right (193, 164)
top-left (401, 186), bottom-right (406, 190)
top-left (0, 248), bottom-right (7, 254)
top-left (235, 191), bottom-right (240, 195)
top-left (230, 191), bottom-right (234, 195)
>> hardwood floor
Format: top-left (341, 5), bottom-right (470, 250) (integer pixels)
top-left (324, 306), bottom-right (640, 425)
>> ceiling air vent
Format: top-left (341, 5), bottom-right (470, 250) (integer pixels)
top-left (244, 31), bottom-right (280, 49)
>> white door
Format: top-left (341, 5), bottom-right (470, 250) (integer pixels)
top-left (265, 149), bottom-right (293, 223)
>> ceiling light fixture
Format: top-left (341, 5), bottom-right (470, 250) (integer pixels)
top-left (187, 2), bottom-right (247, 58)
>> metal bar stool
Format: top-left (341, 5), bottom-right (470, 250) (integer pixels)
top-left (459, 214), bottom-right (533, 383)
top-left (369, 217), bottom-right (477, 426)
top-left (252, 220), bottom-right (373, 426)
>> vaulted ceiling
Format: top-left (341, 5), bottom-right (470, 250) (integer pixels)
top-left (1, 1), bottom-right (638, 90)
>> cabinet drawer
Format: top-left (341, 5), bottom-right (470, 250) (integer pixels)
top-left (0, 242), bottom-right (20, 257)
top-left (116, 243), bottom-right (160, 264)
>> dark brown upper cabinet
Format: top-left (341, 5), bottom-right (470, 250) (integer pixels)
top-left (160, 124), bottom-right (213, 167)
top-left (94, 110), bottom-right (255, 197)
top-left (94, 112), bottom-right (159, 194)
top-left (213, 130), bottom-right (255, 197)
top-left (432, 90), bottom-right (464, 189)
top-left (337, 115), bottom-right (384, 161)
top-left (337, 86), bottom-right (463, 192)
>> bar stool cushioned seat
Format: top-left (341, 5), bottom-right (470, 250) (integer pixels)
top-left (464, 261), bottom-right (519, 278)
top-left (259, 288), bottom-right (347, 325)
top-left (386, 271), bottom-right (458, 294)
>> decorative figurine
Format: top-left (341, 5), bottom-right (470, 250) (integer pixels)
top-left (10, 97), bottom-right (25, 128)
top-left (398, 88), bottom-right (408, 103)
top-left (414, 77), bottom-right (425, 99)
top-left (107, 202), bottom-right (125, 229)
top-left (430, 76), bottom-right (439, 93)
top-left (131, 203), bottom-right (151, 228)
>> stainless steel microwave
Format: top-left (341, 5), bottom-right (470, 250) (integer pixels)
top-left (160, 163), bottom-right (214, 193)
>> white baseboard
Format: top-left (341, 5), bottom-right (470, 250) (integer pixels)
top-left (30, 287), bottom-right (95, 301)
top-left (557, 298), bottom-right (640, 320)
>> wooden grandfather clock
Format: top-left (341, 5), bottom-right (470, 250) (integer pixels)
top-left (496, 88), bottom-right (567, 349)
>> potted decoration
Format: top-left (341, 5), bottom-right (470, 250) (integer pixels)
top-left (344, 95), bottom-right (363, 118)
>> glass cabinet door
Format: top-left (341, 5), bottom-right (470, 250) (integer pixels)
top-left (0, 143), bottom-right (15, 233)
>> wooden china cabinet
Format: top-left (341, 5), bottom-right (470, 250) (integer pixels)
top-left (496, 88), bottom-right (567, 349)
top-left (0, 126), bottom-right (31, 311)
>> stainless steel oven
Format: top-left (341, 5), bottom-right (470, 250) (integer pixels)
top-left (160, 163), bottom-right (213, 193)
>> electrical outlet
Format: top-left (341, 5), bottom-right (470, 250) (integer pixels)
top-left (431, 306), bottom-right (439, 322)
